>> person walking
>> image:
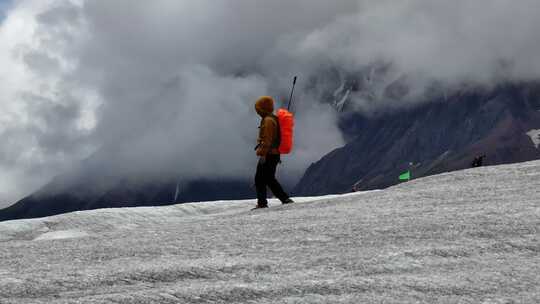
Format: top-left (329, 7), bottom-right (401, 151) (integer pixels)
top-left (253, 96), bottom-right (293, 209)
top-left (471, 155), bottom-right (486, 168)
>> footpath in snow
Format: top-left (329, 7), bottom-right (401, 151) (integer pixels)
top-left (0, 161), bottom-right (539, 303)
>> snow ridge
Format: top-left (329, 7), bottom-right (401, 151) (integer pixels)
top-left (526, 129), bottom-right (540, 149)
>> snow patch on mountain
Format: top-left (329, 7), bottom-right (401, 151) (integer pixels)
top-left (333, 81), bottom-right (345, 98)
top-left (526, 129), bottom-right (540, 149)
top-left (332, 79), bottom-right (350, 112)
top-left (334, 89), bottom-right (350, 112)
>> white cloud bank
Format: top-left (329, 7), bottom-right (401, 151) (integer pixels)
top-left (1, 0), bottom-right (540, 206)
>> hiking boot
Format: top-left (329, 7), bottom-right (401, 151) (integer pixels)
top-left (282, 198), bottom-right (294, 204)
top-left (252, 201), bottom-right (268, 210)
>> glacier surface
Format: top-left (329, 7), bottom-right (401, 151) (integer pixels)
top-left (0, 161), bottom-right (539, 303)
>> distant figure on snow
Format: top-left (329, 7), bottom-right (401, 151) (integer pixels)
top-left (471, 155), bottom-right (486, 168)
top-left (253, 96), bottom-right (294, 209)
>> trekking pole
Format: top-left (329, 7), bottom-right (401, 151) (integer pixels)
top-left (287, 76), bottom-right (297, 111)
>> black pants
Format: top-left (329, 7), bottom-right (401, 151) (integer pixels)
top-left (255, 154), bottom-right (289, 203)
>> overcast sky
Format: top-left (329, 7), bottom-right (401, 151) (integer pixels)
top-left (0, 0), bottom-right (11, 20)
top-left (1, 0), bottom-right (540, 207)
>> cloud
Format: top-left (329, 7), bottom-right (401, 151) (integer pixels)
top-left (285, 0), bottom-right (540, 92)
top-left (1, 0), bottom-right (540, 206)
top-left (0, 0), bottom-right (352, 205)
top-left (0, 0), bottom-right (96, 206)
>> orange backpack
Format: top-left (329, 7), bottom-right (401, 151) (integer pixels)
top-left (275, 76), bottom-right (298, 154)
top-left (276, 108), bottom-right (294, 154)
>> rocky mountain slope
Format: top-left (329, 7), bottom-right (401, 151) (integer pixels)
top-left (294, 82), bottom-right (540, 195)
top-left (1, 160), bottom-right (539, 303)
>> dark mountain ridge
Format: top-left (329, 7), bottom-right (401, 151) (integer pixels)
top-left (294, 82), bottom-right (540, 195)
top-left (0, 146), bottom-right (255, 221)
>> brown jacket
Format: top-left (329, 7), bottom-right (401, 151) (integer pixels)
top-left (255, 96), bottom-right (280, 156)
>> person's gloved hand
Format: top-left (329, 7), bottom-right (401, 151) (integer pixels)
top-left (258, 156), bottom-right (266, 165)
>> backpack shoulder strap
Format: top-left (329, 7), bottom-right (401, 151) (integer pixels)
top-left (269, 114), bottom-right (281, 149)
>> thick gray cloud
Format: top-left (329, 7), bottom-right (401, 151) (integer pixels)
top-left (1, 0), bottom-right (540, 207)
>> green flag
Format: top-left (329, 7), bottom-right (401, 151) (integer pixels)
top-left (399, 170), bottom-right (411, 181)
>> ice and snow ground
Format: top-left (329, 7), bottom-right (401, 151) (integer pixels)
top-left (1, 161), bottom-right (539, 303)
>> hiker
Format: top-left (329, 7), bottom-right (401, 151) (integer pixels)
top-left (253, 96), bottom-right (293, 209)
top-left (471, 155), bottom-right (486, 168)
